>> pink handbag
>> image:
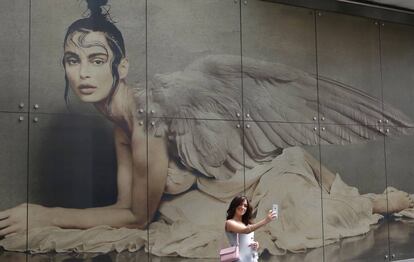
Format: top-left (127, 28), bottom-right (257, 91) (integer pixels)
top-left (220, 234), bottom-right (239, 262)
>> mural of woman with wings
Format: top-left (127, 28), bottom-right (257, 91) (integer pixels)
top-left (1, 0), bottom-right (413, 258)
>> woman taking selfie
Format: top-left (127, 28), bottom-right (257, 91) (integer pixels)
top-left (225, 196), bottom-right (277, 262)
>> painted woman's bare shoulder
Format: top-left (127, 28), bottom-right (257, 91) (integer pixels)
top-left (114, 126), bottom-right (131, 145)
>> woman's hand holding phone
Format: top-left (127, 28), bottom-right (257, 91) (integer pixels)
top-left (272, 204), bottom-right (278, 219)
top-left (265, 208), bottom-right (277, 223)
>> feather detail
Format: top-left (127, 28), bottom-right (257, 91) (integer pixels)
top-left (133, 55), bottom-right (414, 179)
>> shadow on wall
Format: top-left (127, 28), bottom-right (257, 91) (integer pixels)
top-left (28, 113), bottom-right (117, 208)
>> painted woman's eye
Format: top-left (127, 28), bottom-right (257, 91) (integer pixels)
top-left (65, 57), bottom-right (79, 65)
top-left (91, 59), bottom-right (105, 65)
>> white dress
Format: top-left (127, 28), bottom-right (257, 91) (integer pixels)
top-left (226, 231), bottom-right (258, 262)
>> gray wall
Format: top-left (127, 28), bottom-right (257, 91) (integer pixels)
top-left (1, 0), bottom-right (414, 261)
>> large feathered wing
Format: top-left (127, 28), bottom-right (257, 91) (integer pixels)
top-left (135, 55), bottom-right (413, 180)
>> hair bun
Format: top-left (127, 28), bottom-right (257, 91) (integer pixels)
top-left (86, 0), bottom-right (108, 17)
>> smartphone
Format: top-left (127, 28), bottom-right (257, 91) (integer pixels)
top-left (272, 204), bottom-right (278, 218)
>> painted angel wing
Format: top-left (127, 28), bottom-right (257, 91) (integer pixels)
top-left (136, 55), bottom-right (413, 179)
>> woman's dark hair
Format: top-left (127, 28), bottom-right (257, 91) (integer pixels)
top-left (63, 0), bottom-right (126, 109)
top-left (226, 196), bottom-right (253, 226)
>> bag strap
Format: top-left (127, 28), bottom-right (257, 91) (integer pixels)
top-left (225, 221), bottom-right (240, 246)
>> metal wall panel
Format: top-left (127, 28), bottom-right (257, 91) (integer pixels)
top-left (317, 12), bottom-right (382, 126)
top-left (0, 0), bottom-right (29, 113)
top-left (148, 118), bottom-right (240, 260)
top-left (1, 0), bottom-right (414, 261)
top-left (0, 112), bottom-right (28, 261)
top-left (381, 22), bottom-right (414, 126)
top-left (28, 113), bottom-right (115, 208)
top-left (147, 0), bottom-right (242, 120)
top-left (0, 112), bottom-right (28, 210)
top-left (385, 129), bottom-right (414, 260)
top-left (319, 125), bottom-right (386, 194)
top-left (242, 2), bottom-right (317, 123)
top-left (244, 122), bottom-right (323, 262)
top-left (379, 21), bottom-right (414, 262)
top-left (319, 124), bottom-right (388, 261)
top-left (29, 0), bottom-right (146, 115)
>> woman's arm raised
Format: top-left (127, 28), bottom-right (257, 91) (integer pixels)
top-left (225, 210), bottom-right (276, 234)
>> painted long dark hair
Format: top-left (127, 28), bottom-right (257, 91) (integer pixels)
top-left (63, 0), bottom-right (126, 110)
top-left (226, 196), bottom-right (253, 226)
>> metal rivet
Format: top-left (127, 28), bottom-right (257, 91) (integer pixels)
top-left (379, 128), bottom-right (383, 132)
top-left (236, 124), bottom-right (241, 128)
top-left (151, 121), bottom-right (155, 126)
top-left (33, 117), bottom-right (39, 123)
top-left (385, 119), bottom-right (389, 124)
top-left (151, 110), bottom-right (155, 114)
top-left (243, 0), bottom-right (247, 5)
top-left (18, 116), bottom-right (24, 122)
top-left (381, 22), bottom-right (385, 26)
top-left (246, 124), bottom-right (251, 129)
top-left (313, 127), bottom-right (317, 131)
top-left (313, 116), bottom-right (317, 121)
top-left (391, 254), bottom-right (395, 259)
top-left (138, 109), bottom-right (144, 113)
top-left (321, 127), bottom-right (325, 131)
top-left (246, 113), bottom-right (250, 118)
top-left (33, 104), bottom-right (39, 109)
top-left (317, 12), bottom-right (322, 16)
top-left (139, 121), bottom-right (143, 126)
top-left (321, 116), bottom-right (325, 121)
top-left (19, 103), bottom-right (24, 109)
top-left (378, 119), bottom-right (382, 123)
top-left (385, 254), bottom-right (388, 259)
top-left (236, 113), bottom-right (241, 118)
top-left (385, 128), bottom-right (390, 133)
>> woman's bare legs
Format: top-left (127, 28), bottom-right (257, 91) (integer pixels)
top-left (302, 149), bottom-right (414, 214)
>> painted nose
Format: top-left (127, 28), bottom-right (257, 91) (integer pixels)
top-left (79, 63), bottom-right (91, 79)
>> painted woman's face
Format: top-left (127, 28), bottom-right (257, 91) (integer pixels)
top-left (63, 31), bottom-right (114, 103)
top-left (236, 199), bottom-right (248, 217)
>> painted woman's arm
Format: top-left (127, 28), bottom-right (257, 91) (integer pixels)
top-left (37, 124), bottom-right (168, 229)
top-left (98, 124), bottom-right (169, 228)
top-left (39, 125), bottom-right (148, 229)
top-left (0, 126), bottom-right (169, 235)
top-left (0, 201), bottom-right (139, 236)
top-left (129, 122), bottom-right (169, 228)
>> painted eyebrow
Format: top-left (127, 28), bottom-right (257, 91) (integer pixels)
top-left (64, 51), bottom-right (79, 58)
top-left (88, 52), bottom-right (108, 59)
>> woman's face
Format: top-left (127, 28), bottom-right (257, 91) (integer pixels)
top-left (235, 199), bottom-right (248, 217)
top-left (63, 31), bottom-right (114, 103)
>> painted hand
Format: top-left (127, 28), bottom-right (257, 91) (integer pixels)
top-left (0, 203), bottom-right (52, 237)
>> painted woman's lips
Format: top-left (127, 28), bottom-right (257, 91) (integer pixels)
top-left (78, 84), bottom-right (97, 95)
